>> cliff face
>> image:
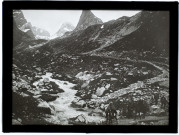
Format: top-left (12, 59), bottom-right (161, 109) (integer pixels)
top-left (13, 10), bottom-right (35, 39)
top-left (13, 19), bottom-right (31, 48)
top-left (74, 10), bottom-right (103, 31)
top-left (13, 10), bottom-right (27, 28)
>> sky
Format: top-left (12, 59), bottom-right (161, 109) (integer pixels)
top-left (22, 10), bottom-right (140, 36)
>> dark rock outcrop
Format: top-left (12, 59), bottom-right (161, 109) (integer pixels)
top-left (74, 10), bottom-right (103, 31)
top-left (13, 10), bottom-right (35, 39)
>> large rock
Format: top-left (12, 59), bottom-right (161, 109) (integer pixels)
top-left (40, 94), bottom-right (59, 102)
top-left (96, 87), bottom-right (106, 96)
top-left (71, 99), bottom-right (86, 108)
top-left (69, 114), bottom-right (88, 125)
top-left (152, 108), bottom-right (166, 116)
top-left (91, 94), bottom-right (98, 99)
top-left (12, 86), bottom-right (18, 92)
top-left (12, 119), bottom-right (22, 125)
top-left (37, 107), bottom-right (51, 115)
top-left (12, 73), bottom-right (16, 79)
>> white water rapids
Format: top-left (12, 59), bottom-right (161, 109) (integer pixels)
top-left (33, 73), bottom-right (105, 125)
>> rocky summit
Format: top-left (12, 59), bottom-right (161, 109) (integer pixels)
top-left (54, 23), bottom-right (75, 38)
top-left (74, 10), bottom-right (103, 31)
top-left (46, 11), bottom-right (169, 55)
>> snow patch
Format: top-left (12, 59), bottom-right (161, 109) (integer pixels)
top-left (23, 29), bottom-right (30, 32)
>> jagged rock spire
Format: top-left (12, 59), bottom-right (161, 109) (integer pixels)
top-left (74, 10), bottom-right (103, 31)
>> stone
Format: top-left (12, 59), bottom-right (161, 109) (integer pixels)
top-left (106, 72), bottom-right (112, 75)
top-left (71, 100), bottom-right (86, 108)
top-left (12, 74), bottom-right (16, 79)
top-left (91, 94), bottom-right (98, 99)
top-left (37, 107), bottom-right (51, 114)
top-left (69, 114), bottom-right (88, 125)
top-left (12, 119), bottom-right (22, 125)
top-left (12, 86), bottom-right (18, 92)
top-left (96, 87), bottom-right (106, 97)
top-left (40, 94), bottom-right (59, 102)
top-left (43, 78), bottom-right (50, 83)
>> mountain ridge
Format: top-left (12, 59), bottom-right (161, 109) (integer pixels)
top-left (45, 11), bottom-right (168, 55)
top-left (53, 22), bottom-right (75, 38)
top-left (74, 10), bottom-right (103, 31)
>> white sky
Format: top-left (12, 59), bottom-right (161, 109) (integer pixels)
top-left (22, 10), bottom-right (140, 36)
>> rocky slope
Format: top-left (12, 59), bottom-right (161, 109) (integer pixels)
top-left (46, 11), bottom-right (169, 55)
top-left (99, 11), bottom-right (169, 54)
top-left (13, 19), bottom-right (48, 52)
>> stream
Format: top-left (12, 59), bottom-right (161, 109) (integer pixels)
top-left (33, 73), bottom-right (105, 125)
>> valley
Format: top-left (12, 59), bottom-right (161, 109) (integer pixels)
top-left (12, 10), bottom-right (169, 125)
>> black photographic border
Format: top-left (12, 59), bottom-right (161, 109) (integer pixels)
top-left (2, 1), bottom-right (178, 133)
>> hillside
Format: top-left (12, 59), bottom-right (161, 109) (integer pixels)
top-left (46, 11), bottom-right (169, 55)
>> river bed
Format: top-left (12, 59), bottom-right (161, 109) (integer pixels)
top-left (33, 72), bottom-right (105, 125)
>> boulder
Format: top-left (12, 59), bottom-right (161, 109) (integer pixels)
top-left (13, 64), bottom-right (17, 68)
top-left (91, 94), bottom-right (98, 99)
top-left (12, 73), bottom-right (16, 79)
top-left (33, 95), bottom-right (41, 98)
top-left (99, 103), bottom-right (105, 110)
top-left (12, 86), bottom-right (18, 92)
top-left (75, 72), bottom-right (83, 78)
top-left (34, 90), bottom-right (41, 95)
top-left (41, 91), bottom-right (59, 94)
top-left (69, 114), bottom-right (88, 125)
top-left (71, 100), bottom-right (86, 108)
top-left (35, 67), bottom-right (41, 72)
top-left (96, 87), bottom-right (106, 97)
top-left (37, 107), bottom-right (51, 114)
top-left (20, 92), bottom-right (29, 97)
top-left (152, 108), bottom-right (166, 116)
top-left (150, 105), bottom-right (160, 111)
top-left (22, 75), bottom-right (28, 81)
top-left (111, 78), bottom-right (118, 81)
top-left (40, 94), bottom-right (59, 102)
top-left (12, 119), bottom-right (22, 125)
top-left (106, 72), bottom-right (112, 75)
top-left (43, 78), bottom-right (50, 83)
top-left (81, 81), bottom-right (90, 88)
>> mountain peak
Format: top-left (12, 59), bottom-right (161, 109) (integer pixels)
top-left (74, 10), bottom-right (103, 31)
top-left (52, 22), bottom-right (75, 38)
